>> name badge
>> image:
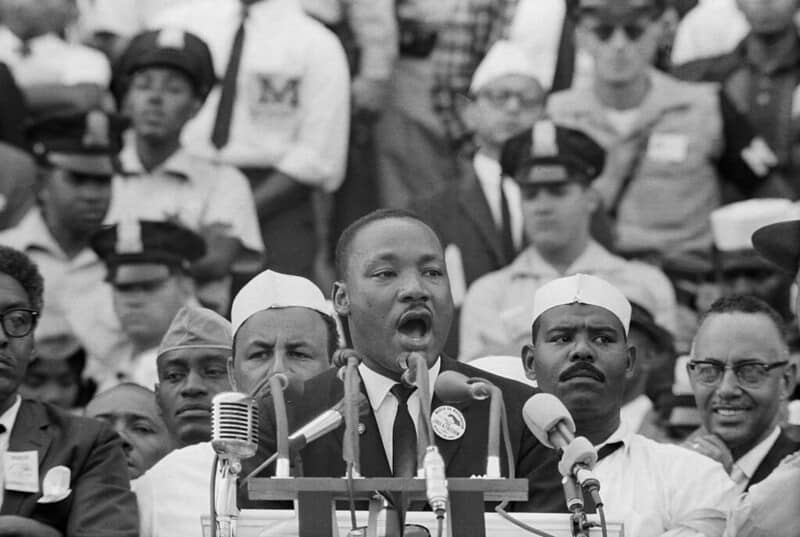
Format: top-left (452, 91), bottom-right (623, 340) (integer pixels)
top-left (646, 133), bottom-right (688, 163)
top-left (3, 451), bottom-right (39, 493)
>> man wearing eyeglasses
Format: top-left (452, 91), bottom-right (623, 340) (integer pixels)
top-left (0, 245), bottom-right (138, 536)
top-left (548, 0), bottom-right (784, 262)
top-left (684, 295), bottom-right (799, 492)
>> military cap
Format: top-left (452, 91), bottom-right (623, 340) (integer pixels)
top-left (91, 219), bottom-right (206, 282)
top-left (112, 28), bottom-right (216, 104)
top-left (500, 119), bottom-right (605, 185)
top-left (27, 110), bottom-right (128, 176)
top-left (158, 305), bottom-right (231, 359)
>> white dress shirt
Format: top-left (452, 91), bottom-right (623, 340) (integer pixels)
top-left (0, 395), bottom-right (22, 510)
top-left (729, 426), bottom-right (781, 492)
top-left (151, 0), bottom-right (350, 192)
top-left (0, 27), bottom-right (110, 86)
top-left (620, 394), bottom-right (654, 433)
top-left (358, 359), bottom-right (441, 470)
top-left (473, 152), bottom-right (524, 251)
top-left (594, 422), bottom-right (737, 537)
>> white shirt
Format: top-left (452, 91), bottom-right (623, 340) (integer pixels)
top-left (0, 27), bottom-right (110, 86)
top-left (0, 395), bottom-right (22, 510)
top-left (620, 394), bottom-right (654, 433)
top-left (730, 426), bottom-right (781, 492)
top-left (473, 153), bottom-right (524, 251)
top-left (358, 359), bottom-right (441, 470)
top-left (150, 0), bottom-right (350, 192)
top-left (108, 142), bottom-right (265, 267)
top-left (133, 442), bottom-right (215, 537)
top-left (594, 422), bottom-right (737, 537)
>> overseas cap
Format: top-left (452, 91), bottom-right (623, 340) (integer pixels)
top-left (532, 273), bottom-right (632, 335)
top-left (500, 119), bottom-right (605, 184)
top-left (112, 28), bottom-right (216, 103)
top-left (470, 40), bottom-right (543, 94)
top-left (231, 269), bottom-right (334, 336)
top-left (157, 304), bottom-right (232, 358)
top-left (91, 219), bottom-right (206, 280)
top-left (27, 110), bottom-right (128, 176)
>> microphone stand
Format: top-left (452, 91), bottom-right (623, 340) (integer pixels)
top-left (269, 374), bottom-right (291, 477)
top-left (561, 474), bottom-right (591, 537)
top-left (215, 455), bottom-right (243, 537)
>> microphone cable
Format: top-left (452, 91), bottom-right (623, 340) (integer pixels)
top-left (210, 454), bottom-right (219, 537)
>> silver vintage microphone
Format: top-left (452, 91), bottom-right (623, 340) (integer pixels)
top-left (211, 392), bottom-right (259, 537)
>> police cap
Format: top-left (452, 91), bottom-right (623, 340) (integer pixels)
top-left (577, 0), bottom-right (665, 21)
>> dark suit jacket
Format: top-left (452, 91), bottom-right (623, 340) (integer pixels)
top-left (407, 159), bottom-right (517, 357)
top-left (248, 356), bottom-right (544, 510)
top-left (1, 398), bottom-right (139, 537)
top-left (747, 428), bottom-right (800, 491)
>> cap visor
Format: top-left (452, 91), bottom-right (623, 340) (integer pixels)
top-left (48, 153), bottom-right (115, 176)
top-left (752, 220), bottom-right (800, 274)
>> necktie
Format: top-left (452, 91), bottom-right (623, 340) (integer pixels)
top-left (499, 179), bottom-right (516, 262)
top-left (391, 384), bottom-right (417, 478)
top-left (583, 441), bottom-right (623, 514)
top-left (551, 3), bottom-right (576, 92)
top-left (211, 6), bottom-right (248, 150)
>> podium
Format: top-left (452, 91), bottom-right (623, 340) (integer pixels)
top-left (247, 476), bottom-right (529, 537)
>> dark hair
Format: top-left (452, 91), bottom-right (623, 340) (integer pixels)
top-left (699, 295), bottom-right (786, 340)
top-left (0, 245), bottom-right (44, 311)
top-left (334, 207), bottom-right (431, 279)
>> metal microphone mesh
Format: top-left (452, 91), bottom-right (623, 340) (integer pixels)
top-left (211, 392), bottom-right (259, 460)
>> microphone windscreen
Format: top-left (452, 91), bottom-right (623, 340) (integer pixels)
top-left (434, 370), bottom-right (474, 403)
top-left (522, 393), bottom-right (575, 449)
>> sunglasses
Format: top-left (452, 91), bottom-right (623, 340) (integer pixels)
top-left (588, 21), bottom-right (650, 42)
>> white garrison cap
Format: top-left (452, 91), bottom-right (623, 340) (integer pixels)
top-left (710, 199), bottom-right (799, 252)
top-left (532, 274), bottom-right (632, 335)
top-left (470, 40), bottom-right (541, 93)
top-left (231, 269), bottom-right (333, 336)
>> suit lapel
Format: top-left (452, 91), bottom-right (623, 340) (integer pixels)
top-left (457, 160), bottom-right (507, 266)
top-left (1, 399), bottom-right (51, 515)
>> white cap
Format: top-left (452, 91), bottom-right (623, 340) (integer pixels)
top-left (532, 274), bottom-right (632, 335)
top-left (710, 198), bottom-right (799, 252)
top-left (469, 40), bottom-right (541, 93)
top-left (230, 270), bottom-right (333, 336)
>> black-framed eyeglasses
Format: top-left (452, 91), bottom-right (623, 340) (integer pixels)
top-left (588, 22), bottom-right (650, 42)
top-left (476, 89), bottom-right (546, 109)
top-left (0, 308), bottom-right (39, 338)
top-left (687, 359), bottom-right (789, 388)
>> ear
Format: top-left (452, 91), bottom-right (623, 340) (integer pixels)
top-left (226, 356), bottom-right (239, 391)
top-left (780, 360), bottom-right (797, 401)
top-left (624, 343), bottom-right (637, 380)
top-left (189, 97), bottom-right (203, 119)
top-left (584, 186), bottom-right (601, 213)
top-left (154, 383), bottom-right (164, 414)
top-left (332, 280), bottom-right (350, 316)
top-left (456, 93), bottom-right (477, 131)
top-left (522, 344), bottom-right (537, 382)
top-left (574, 21), bottom-right (593, 52)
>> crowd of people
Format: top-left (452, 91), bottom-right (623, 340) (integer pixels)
top-left (0, 0), bottom-right (799, 536)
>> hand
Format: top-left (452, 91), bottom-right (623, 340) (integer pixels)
top-left (683, 429), bottom-right (734, 474)
top-left (351, 77), bottom-right (389, 117)
top-left (0, 516), bottom-right (62, 537)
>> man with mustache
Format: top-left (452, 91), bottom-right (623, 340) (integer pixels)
top-left (154, 305), bottom-right (233, 447)
top-left (0, 245), bottom-right (138, 537)
top-left (133, 269), bottom-right (338, 537)
top-left (522, 273), bottom-right (736, 536)
top-left (256, 209), bottom-right (540, 512)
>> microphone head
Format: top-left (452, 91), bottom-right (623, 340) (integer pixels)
top-left (522, 393), bottom-right (575, 449)
top-left (434, 370), bottom-right (491, 403)
top-left (211, 392), bottom-right (259, 460)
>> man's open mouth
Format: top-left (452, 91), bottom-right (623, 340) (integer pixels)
top-left (397, 309), bottom-right (432, 340)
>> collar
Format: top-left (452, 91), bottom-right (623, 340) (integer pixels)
top-left (472, 152), bottom-right (502, 190)
top-left (509, 239), bottom-right (617, 278)
top-left (358, 358), bottom-right (441, 410)
top-left (735, 426), bottom-right (781, 480)
top-left (0, 395), bottom-right (22, 437)
top-left (8, 208), bottom-right (66, 256)
top-left (0, 28), bottom-right (64, 53)
top-left (741, 30), bottom-right (800, 74)
top-left (594, 420), bottom-right (633, 454)
top-left (118, 141), bottom-right (193, 181)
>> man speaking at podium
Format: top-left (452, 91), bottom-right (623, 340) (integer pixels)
top-left (257, 209), bottom-right (539, 503)
top-left (522, 274), bottom-right (737, 536)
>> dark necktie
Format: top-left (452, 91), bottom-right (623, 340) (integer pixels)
top-left (391, 383), bottom-right (417, 478)
top-left (211, 6), bottom-right (248, 150)
top-left (551, 3), bottom-right (577, 92)
top-left (499, 179), bottom-right (516, 262)
top-left (0, 423), bottom-right (5, 434)
top-left (584, 441), bottom-right (624, 514)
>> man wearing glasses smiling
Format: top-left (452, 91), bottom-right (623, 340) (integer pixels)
top-left (685, 295), bottom-right (799, 492)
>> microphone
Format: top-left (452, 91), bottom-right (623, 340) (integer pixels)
top-left (288, 394), bottom-right (369, 451)
top-left (211, 392), bottom-right (259, 537)
top-left (522, 393), bottom-right (602, 506)
top-left (268, 374), bottom-right (291, 477)
top-left (211, 392), bottom-right (259, 460)
top-left (434, 370), bottom-right (503, 478)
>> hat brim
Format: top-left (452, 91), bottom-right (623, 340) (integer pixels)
top-left (47, 152), bottom-right (115, 176)
top-left (752, 219), bottom-right (800, 274)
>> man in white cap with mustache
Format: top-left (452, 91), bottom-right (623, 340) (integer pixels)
top-left (132, 269), bottom-right (338, 537)
top-left (521, 273), bottom-right (736, 536)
